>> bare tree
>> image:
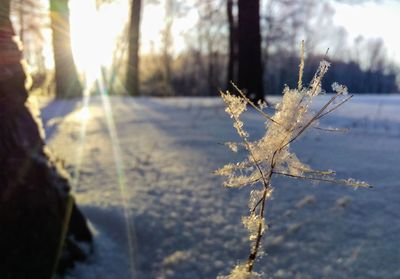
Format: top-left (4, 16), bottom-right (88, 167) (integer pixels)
top-left (195, 0), bottom-right (226, 95)
top-left (159, 0), bottom-right (189, 94)
top-left (50, 0), bottom-right (82, 98)
top-left (227, 0), bottom-right (237, 89)
top-left (126, 0), bottom-right (142, 96)
top-left (237, 0), bottom-right (264, 102)
top-left (261, 0), bottom-right (337, 94)
top-left (0, 1), bottom-right (92, 277)
top-left (162, 0), bottom-right (174, 91)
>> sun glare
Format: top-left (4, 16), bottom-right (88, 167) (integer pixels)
top-left (74, 106), bottom-right (91, 122)
top-left (69, 0), bottom-right (129, 85)
top-left (140, 4), bottom-right (164, 54)
top-left (67, 0), bottom-right (198, 85)
top-left (140, 3), bottom-right (198, 55)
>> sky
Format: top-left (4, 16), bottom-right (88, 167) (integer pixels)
top-left (37, 0), bottom-right (400, 74)
top-left (332, 0), bottom-right (400, 64)
top-left (67, 0), bottom-right (197, 76)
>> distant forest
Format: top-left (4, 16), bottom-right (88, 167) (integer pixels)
top-left (162, 51), bottom-right (400, 97)
top-left (266, 54), bottom-right (399, 95)
top-left (132, 0), bottom-right (400, 97)
top-left (12, 0), bottom-right (400, 99)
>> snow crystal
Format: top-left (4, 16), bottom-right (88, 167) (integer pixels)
top-left (242, 213), bottom-right (266, 241)
top-left (332, 82), bottom-right (348, 95)
top-left (217, 264), bottom-right (262, 279)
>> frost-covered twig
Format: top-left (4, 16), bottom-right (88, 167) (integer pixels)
top-left (298, 40), bottom-right (305, 91)
top-left (316, 94), bottom-right (353, 120)
top-left (312, 126), bottom-right (349, 133)
top-left (216, 45), bottom-right (371, 278)
top-left (272, 171), bottom-right (372, 188)
top-left (230, 82), bottom-right (279, 125)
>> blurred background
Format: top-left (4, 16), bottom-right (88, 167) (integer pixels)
top-left (10, 0), bottom-right (400, 98)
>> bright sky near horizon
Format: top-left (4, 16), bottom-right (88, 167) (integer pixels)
top-left (40, 0), bottom-right (400, 78)
top-left (68, 0), bottom-right (197, 78)
top-left (332, 0), bottom-right (400, 63)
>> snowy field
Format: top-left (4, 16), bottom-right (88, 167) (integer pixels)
top-left (35, 94), bottom-right (400, 279)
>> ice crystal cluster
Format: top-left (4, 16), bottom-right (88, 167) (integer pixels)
top-left (218, 264), bottom-right (262, 279)
top-left (216, 59), bottom-right (371, 278)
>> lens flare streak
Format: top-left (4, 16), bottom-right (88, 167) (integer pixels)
top-left (71, 87), bottom-right (92, 192)
top-left (96, 72), bottom-right (139, 279)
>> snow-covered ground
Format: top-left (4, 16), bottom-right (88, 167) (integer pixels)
top-left (36, 94), bottom-right (400, 279)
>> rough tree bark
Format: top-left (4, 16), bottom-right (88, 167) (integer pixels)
top-left (126, 0), bottom-right (142, 96)
top-left (50, 0), bottom-right (82, 98)
top-left (238, 0), bottom-right (264, 102)
top-left (0, 2), bottom-right (92, 278)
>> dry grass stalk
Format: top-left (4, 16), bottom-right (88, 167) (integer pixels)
top-left (216, 43), bottom-right (371, 278)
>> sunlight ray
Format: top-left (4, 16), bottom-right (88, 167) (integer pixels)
top-left (96, 72), bottom-right (139, 278)
top-left (70, 86), bottom-right (92, 192)
top-left (66, 2), bottom-right (139, 274)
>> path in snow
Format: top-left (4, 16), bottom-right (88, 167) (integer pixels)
top-left (38, 95), bottom-right (400, 279)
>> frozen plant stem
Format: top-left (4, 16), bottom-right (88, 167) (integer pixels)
top-left (246, 152), bottom-right (276, 272)
top-left (298, 40), bottom-right (305, 91)
top-left (223, 93), bottom-right (272, 273)
top-left (216, 44), bottom-right (371, 278)
top-left (247, 186), bottom-right (267, 272)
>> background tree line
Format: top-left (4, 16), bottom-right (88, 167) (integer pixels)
top-left (11, 0), bottom-right (400, 101)
top-left (132, 0), bottom-right (400, 98)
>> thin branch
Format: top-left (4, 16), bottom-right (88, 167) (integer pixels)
top-left (324, 48), bottom-right (330, 58)
top-left (247, 186), bottom-right (268, 272)
top-left (308, 61), bottom-right (330, 97)
top-left (286, 59), bottom-right (330, 136)
top-left (272, 171), bottom-right (372, 188)
top-left (221, 90), bottom-right (276, 273)
top-left (220, 91), bottom-right (269, 190)
top-left (284, 92), bottom-right (342, 148)
top-left (312, 126), bottom-right (349, 133)
top-left (230, 83), bottom-right (280, 125)
top-left (316, 94), bottom-right (353, 120)
top-left (292, 166), bottom-right (336, 176)
top-left (298, 40), bottom-right (305, 91)
top-left (246, 150), bottom-right (277, 272)
top-left (223, 176), bottom-right (262, 188)
top-left (251, 196), bottom-right (264, 213)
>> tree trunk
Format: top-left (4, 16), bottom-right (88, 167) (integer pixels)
top-left (227, 0), bottom-right (237, 90)
top-left (126, 0), bottom-right (142, 96)
top-left (238, 0), bottom-right (264, 102)
top-left (0, 2), bottom-right (92, 278)
top-left (50, 0), bottom-right (82, 98)
top-left (162, 0), bottom-right (174, 94)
